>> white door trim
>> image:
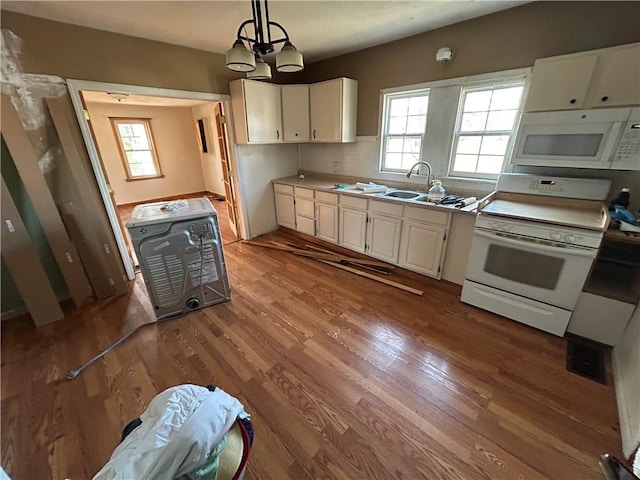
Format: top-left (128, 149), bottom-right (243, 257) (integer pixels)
top-left (66, 79), bottom-right (241, 280)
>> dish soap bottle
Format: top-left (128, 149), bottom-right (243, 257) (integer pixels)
top-left (427, 180), bottom-right (445, 203)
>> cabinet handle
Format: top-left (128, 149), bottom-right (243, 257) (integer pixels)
top-left (569, 99), bottom-right (576, 104)
top-left (601, 96), bottom-right (609, 102)
top-left (313, 129), bottom-right (316, 139)
top-left (276, 130), bottom-right (280, 139)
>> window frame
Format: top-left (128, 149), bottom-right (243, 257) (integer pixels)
top-left (110, 118), bottom-right (164, 181)
top-left (379, 88), bottom-right (430, 174)
top-left (448, 80), bottom-right (526, 180)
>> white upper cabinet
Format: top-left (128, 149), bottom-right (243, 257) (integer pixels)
top-left (525, 43), bottom-right (640, 112)
top-left (230, 79), bottom-right (282, 144)
top-left (310, 78), bottom-right (358, 143)
top-left (281, 85), bottom-right (310, 142)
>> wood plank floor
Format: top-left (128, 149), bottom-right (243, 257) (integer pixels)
top-left (1, 225), bottom-right (624, 479)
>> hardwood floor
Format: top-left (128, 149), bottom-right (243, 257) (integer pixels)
top-left (1, 228), bottom-right (623, 479)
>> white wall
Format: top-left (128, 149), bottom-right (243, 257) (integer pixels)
top-left (233, 143), bottom-right (299, 238)
top-left (191, 102), bottom-right (225, 196)
top-left (613, 304), bottom-right (640, 458)
top-left (86, 102), bottom-right (205, 205)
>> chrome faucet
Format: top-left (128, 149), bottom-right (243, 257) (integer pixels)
top-left (406, 161), bottom-right (433, 190)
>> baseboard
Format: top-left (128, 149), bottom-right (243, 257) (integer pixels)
top-left (2, 292), bottom-right (72, 321)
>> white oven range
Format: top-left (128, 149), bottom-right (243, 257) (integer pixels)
top-left (461, 174), bottom-right (611, 336)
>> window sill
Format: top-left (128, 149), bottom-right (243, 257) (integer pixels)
top-left (125, 174), bottom-right (165, 182)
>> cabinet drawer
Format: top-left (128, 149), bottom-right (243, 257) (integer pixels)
top-left (274, 183), bottom-right (294, 195)
top-left (339, 194), bottom-right (368, 210)
top-left (369, 200), bottom-right (403, 217)
top-left (294, 186), bottom-right (315, 199)
top-left (296, 215), bottom-right (316, 236)
top-left (316, 191), bottom-right (338, 204)
top-left (296, 197), bottom-right (315, 218)
top-left (404, 206), bottom-right (449, 226)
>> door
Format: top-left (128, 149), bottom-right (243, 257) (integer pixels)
top-left (366, 213), bottom-right (402, 264)
top-left (310, 79), bottom-right (342, 142)
top-left (275, 193), bottom-right (296, 229)
top-left (339, 207), bottom-right (367, 253)
top-left (243, 80), bottom-right (282, 143)
top-left (398, 220), bottom-right (446, 278)
top-left (317, 202), bottom-right (338, 243)
top-left (281, 85), bottom-right (310, 142)
top-left (465, 229), bottom-right (597, 309)
top-left (214, 103), bottom-right (239, 238)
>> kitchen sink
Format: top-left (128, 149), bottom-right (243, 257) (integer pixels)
top-left (384, 190), bottom-right (421, 199)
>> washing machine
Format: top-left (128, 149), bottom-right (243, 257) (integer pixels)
top-left (126, 197), bottom-right (231, 321)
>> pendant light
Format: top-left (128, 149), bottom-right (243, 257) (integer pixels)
top-left (226, 0), bottom-right (304, 77)
top-left (246, 55), bottom-right (272, 80)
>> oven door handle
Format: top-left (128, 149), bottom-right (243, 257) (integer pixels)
top-left (474, 230), bottom-right (596, 258)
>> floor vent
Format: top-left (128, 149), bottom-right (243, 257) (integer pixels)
top-left (566, 337), bottom-right (607, 385)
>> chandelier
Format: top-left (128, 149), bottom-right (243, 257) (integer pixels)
top-left (226, 0), bottom-right (304, 80)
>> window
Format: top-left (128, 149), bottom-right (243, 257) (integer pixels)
top-left (111, 118), bottom-right (162, 180)
top-left (449, 83), bottom-right (524, 179)
top-left (380, 90), bottom-right (429, 172)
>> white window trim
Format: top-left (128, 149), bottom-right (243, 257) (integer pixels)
top-left (448, 80), bottom-right (528, 180)
top-left (379, 88), bottom-right (429, 174)
top-left (376, 68), bottom-right (531, 187)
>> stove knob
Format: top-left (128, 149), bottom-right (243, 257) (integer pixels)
top-left (500, 224), bottom-right (513, 231)
top-left (564, 234), bottom-right (576, 243)
top-left (550, 232), bottom-right (562, 240)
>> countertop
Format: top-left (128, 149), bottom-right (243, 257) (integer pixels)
top-left (272, 174), bottom-right (481, 215)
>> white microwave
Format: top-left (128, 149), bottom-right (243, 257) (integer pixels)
top-left (510, 107), bottom-right (640, 170)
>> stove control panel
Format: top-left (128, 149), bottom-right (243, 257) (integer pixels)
top-left (528, 178), bottom-right (565, 193)
top-left (476, 214), bottom-right (604, 249)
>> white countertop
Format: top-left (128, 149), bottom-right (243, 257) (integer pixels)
top-left (272, 175), bottom-right (480, 215)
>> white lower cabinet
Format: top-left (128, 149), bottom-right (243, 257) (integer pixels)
top-left (398, 206), bottom-right (451, 279)
top-left (339, 207), bottom-right (367, 253)
top-left (317, 202), bottom-right (339, 243)
top-left (275, 193), bottom-right (295, 230)
top-left (366, 213), bottom-right (402, 264)
top-left (274, 183), bottom-right (452, 280)
top-left (398, 220), bottom-right (447, 278)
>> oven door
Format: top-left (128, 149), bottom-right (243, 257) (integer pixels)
top-left (466, 229), bottom-right (597, 310)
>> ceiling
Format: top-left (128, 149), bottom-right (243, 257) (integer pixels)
top-left (82, 90), bottom-right (212, 107)
top-left (1, 1), bottom-right (529, 63)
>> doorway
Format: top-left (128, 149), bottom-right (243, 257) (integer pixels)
top-left (67, 80), bottom-right (246, 280)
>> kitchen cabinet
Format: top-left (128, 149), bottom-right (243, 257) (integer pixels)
top-left (339, 195), bottom-right (368, 253)
top-left (316, 191), bottom-right (339, 243)
top-left (275, 193), bottom-right (295, 230)
top-left (568, 231), bottom-right (640, 345)
top-left (310, 78), bottom-right (358, 143)
top-left (525, 42), bottom-right (640, 112)
top-left (366, 200), bottom-right (404, 264)
top-left (281, 85), bottom-right (310, 142)
top-left (398, 206), bottom-right (451, 279)
top-left (230, 79), bottom-right (282, 144)
top-left (294, 187), bottom-right (315, 236)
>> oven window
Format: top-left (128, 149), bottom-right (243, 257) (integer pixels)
top-left (523, 134), bottom-right (602, 157)
top-left (485, 244), bottom-right (564, 289)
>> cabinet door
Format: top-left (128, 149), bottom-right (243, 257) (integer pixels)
top-left (310, 79), bottom-right (343, 142)
top-left (243, 81), bottom-right (282, 142)
top-left (295, 216), bottom-right (316, 236)
top-left (282, 85), bottom-right (310, 142)
top-left (524, 54), bottom-right (598, 112)
top-left (366, 213), bottom-right (402, 264)
top-left (398, 221), bottom-right (446, 278)
top-left (275, 193), bottom-right (295, 229)
top-left (339, 207), bottom-right (367, 253)
top-left (585, 44), bottom-right (640, 108)
top-left (317, 202), bottom-right (339, 243)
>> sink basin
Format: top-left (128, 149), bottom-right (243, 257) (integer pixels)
top-left (384, 190), bottom-right (421, 199)
top-left (414, 196), bottom-right (431, 203)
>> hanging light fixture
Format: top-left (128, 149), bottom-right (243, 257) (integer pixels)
top-left (247, 54), bottom-right (272, 80)
top-left (226, 0), bottom-right (304, 77)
